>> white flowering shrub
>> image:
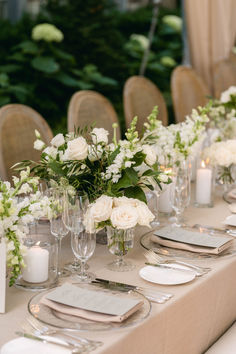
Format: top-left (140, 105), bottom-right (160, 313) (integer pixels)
top-left (0, 168), bottom-right (52, 286)
top-left (32, 23), bottom-right (64, 42)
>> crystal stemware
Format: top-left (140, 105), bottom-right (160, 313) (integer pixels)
top-left (50, 188), bottom-right (70, 278)
top-left (170, 161), bottom-right (191, 227)
top-left (71, 230), bottom-right (96, 283)
top-left (63, 190), bottom-right (89, 272)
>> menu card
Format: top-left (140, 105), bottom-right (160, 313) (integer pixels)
top-left (152, 226), bottom-right (233, 254)
top-left (42, 283), bottom-right (143, 323)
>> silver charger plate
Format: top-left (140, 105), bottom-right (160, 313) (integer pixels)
top-left (28, 283), bottom-right (151, 332)
top-left (140, 228), bottom-right (236, 260)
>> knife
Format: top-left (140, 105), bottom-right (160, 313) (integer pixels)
top-left (15, 331), bottom-right (76, 351)
top-left (93, 278), bottom-right (173, 299)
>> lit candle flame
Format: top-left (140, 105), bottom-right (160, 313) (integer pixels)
top-left (201, 160), bottom-right (206, 168)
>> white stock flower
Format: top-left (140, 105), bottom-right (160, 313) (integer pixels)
top-left (88, 145), bottom-right (103, 162)
top-left (220, 86), bottom-right (236, 103)
top-left (136, 201), bottom-right (154, 227)
top-left (91, 128), bottom-right (109, 145)
top-left (51, 134), bottom-right (65, 147)
top-left (18, 183), bottom-right (32, 195)
top-left (89, 195), bottom-right (113, 223)
top-left (110, 205), bottom-right (138, 229)
top-left (142, 145), bottom-right (157, 166)
top-left (34, 139), bottom-right (45, 151)
top-left (64, 137), bottom-right (88, 160)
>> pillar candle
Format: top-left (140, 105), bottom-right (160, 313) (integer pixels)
top-left (195, 161), bottom-right (212, 205)
top-left (22, 246), bottom-right (49, 283)
top-left (158, 183), bottom-right (173, 213)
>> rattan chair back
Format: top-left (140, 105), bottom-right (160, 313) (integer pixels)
top-left (213, 56), bottom-right (236, 99)
top-left (123, 76), bottom-right (168, 134)
top-left (67, 91), bottom-right (121, 141)
top-left (171, 66), bottom-right (209, 123)
top-left (0, 104), bottom-right (53, 181)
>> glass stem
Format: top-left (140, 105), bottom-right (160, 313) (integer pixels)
top-left (80, 260), bottom-right (86, 277)
top-left (175, 210), bottom-right (181, 226)
top-left (57, 237), bottom-right (62, 275)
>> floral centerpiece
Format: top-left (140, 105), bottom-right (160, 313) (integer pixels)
top-left (207, 86), bottom-right (236, 142)
top-left (0, 168), bottom-right (52, 285)
top-left (202, 139), bottom-right (236, 186)
top-left (142, 106), bottom-right (209, 167)
top-left (16, 117), bottom-right (171, 225)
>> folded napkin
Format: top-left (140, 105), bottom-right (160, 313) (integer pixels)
top-left (40, 283), bottom-right (143, 323)
top-left (151, 226), bottom-right (233, 255)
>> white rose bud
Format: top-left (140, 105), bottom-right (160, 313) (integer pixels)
top-left (34, 139), bottom-right (45, 151)
top-left (91, 128), bottom-right (109, 145)
top-left (35, 129), bottom-right (41, 139)
top-left (110, 205), bottom-right (138, 229)
top-left (89, 195), bottom-right (113, 222)
top-left (142, 145), bottom-right (157, 166)
top-left (51, 133), bottom-right (65, 147)
top-left (64, 137), bottom-right (88, 160)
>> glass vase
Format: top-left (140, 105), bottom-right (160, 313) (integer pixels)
top-left (106, 227), bottom-right (135, 272)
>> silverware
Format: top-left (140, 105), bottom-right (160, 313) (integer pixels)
top-left (91, 281), bottom-right (167, 304)
top-left (26, 317), bottom-right (103, 350)
top-left (193, 223), bottom-right (236, 237)
top-left (16, 331), bottom-right (81, 353)
top-left (93, 278), bottom-right (173, 302)
top-left (144, 250), bottom-right (211, 276)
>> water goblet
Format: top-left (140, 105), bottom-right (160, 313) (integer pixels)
top-left (71, 230), bottom-right (96, 283)
top-left (63, 190), bottom-right (89, 272)
top-left (170, 162), bottom-right (191, 227)
top-left (50, 188), bottom-right (70, 278)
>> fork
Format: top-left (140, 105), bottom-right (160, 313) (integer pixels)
top-left (144, 250), bottom-right (211, 276)
top-left (26, 317), bottom-right (103, 351)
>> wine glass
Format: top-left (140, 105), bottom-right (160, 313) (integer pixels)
top-left (170, 162), bottom-right (191, 227)
top-left (63, 190), bottom-right (89, 272)
top-left (71, 230), bottom-right (96, 283)
top-left (49, 188), bottom-right (70, 278)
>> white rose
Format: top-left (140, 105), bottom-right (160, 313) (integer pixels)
top-left (43, 146), bottom-right (58, 159)
top-left (91, 128), bottom-right (109, 145)
top-left (51, 133), bottom-right (65, 147)
top-left (34, 139), bottom-right (45, 151)
top-left (113, 196), bottom-right (140, 208)
top-left (220, 86), bottom-right (236, 103)
top-left (64, 137), bottom-right (88, 160)
top-left (110, 205), bottom-right (138, 229)
top-left (142, 145), bottom-right (157, 166)
top-left (89, 195), bottom-right (113, 223)
top-left (136, 201), bottom-right (154, 227)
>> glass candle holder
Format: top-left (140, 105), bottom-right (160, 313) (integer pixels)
top-left (194, 159), bottom-right (214, 208)
top-left (15, 224), bottom-right (58, 291)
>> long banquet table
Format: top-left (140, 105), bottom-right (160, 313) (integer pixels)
top-left (1, 187), bottom-right (236, 354)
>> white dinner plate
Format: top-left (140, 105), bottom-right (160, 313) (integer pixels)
top-left (139, 265), bottom-right (196, 285)
top-left (0, 337), bottom-right (70, 354)
top-left (222, 215), bottom-right (236, 227)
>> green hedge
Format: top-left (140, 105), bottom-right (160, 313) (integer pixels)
top-left (0, 0), bottom-right (182, 135)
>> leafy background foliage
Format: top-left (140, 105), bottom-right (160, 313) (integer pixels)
top-left (0, 0), bottom-right (182, 135)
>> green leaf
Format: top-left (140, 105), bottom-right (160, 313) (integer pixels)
top-left (51, 47), bottom-right (75, 62)
top-left (48, 161), bottom-right (65, 176)
top-left (55, 72), bottom-right (81, 87)
top-left (0, 73), bottom-right (9, 87)
top-left (0, 95), bottom-right (10, 105)
top-left (15, 40), bottom-right (38, 54)
top-left (31, 56), bottom-right (59, 73)
top-left (8, 53), bottom-right (25, 62)
top-left (124, 186), bottom-right (147, 203)
top-left (133, 151), bottom-right (145, 167)
top-left (76, 80), bottom-right (94, 90)
top-left (0, 64), bottom-right (22, 73)
top-left (113, 168), bottom-right (139, 191)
